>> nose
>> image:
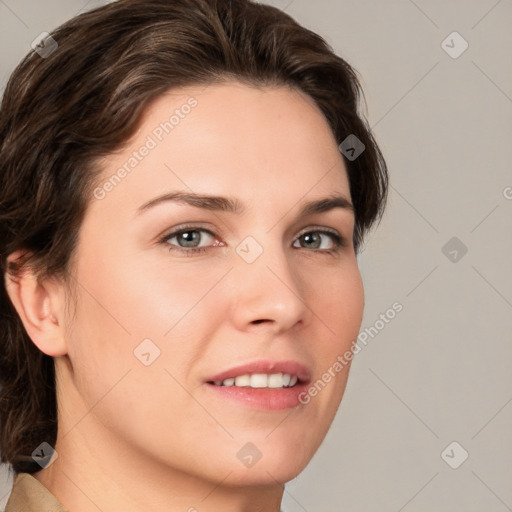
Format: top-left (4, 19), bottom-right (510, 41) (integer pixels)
top-left (229, 237), bottom-right (313, 335)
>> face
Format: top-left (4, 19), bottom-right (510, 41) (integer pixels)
top-left (58, 81), bottom-right (364, 487)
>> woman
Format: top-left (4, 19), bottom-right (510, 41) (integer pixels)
top-left (0, 0), bottom-right (388, 510)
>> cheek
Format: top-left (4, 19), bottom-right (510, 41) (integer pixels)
top-left (84, 249), bottom-right (227, 338)
top-left (63, 251), bottom-right (222, 407)
top-left (319, 261), bottom-right (364, 344)
top-left (62, 280), bottom-right (198, 448)
top-left (309, 262), bottom-right (364, 400)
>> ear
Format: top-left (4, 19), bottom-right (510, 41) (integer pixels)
top-left (4, 250), bottom-right (68, 357)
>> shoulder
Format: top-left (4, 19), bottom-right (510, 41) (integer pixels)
top-left (4, 472), bottom-right (69, 512)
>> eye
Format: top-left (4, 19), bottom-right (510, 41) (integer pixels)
top-left (159, 225), bottom-right (346, 257)
top-left (293, 228), bottom-right (345, 253)
top-left (161, 226), bottom-right (221, 256)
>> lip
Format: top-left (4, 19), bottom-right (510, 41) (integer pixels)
top-left (205, 360), bottom-right (311, 384)
top-left (204, 360), bottom-right (312, 411)
top-left (206, 383), bottom-right (310, 411)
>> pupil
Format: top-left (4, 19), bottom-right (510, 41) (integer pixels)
top-left (180, 231), bottom-right (199, 247)
top-left (303, 233), bottom-right (320, 248)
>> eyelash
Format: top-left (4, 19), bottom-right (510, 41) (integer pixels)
top-left (158, 224), bottom-right (347, 257)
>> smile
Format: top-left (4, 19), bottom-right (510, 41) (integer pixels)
top-left (211, 373), bottom-right (299, 389)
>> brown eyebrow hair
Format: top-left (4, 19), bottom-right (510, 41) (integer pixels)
top-left (135, 191), bottom-right (354, 219)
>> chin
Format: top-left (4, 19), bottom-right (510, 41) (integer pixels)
top-left (226, 462), bottom-right (307, 487)
top-left (219, 441), bottom-right (316, 487)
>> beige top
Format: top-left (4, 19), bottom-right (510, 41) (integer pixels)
top-left (4, 472), bottom-right (68, 512)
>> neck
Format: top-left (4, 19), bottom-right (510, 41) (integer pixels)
top-left (34, 429), bottom-right (284, 512)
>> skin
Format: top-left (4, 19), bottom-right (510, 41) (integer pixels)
top-left (6, 81), bottom-right (364, 512)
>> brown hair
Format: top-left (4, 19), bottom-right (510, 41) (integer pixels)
top-left (0, 0), bottom-right (388, 474)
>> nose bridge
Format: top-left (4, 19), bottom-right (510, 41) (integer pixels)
top-left (229, 230), bottom-right (310, 331)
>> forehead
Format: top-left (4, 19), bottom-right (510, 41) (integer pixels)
top-left (138, 80), bottom-right (339, 155)
top-left (90, 80), bottom-right (350, 216)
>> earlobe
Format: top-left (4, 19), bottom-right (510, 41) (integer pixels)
top-left (4, 251), bottom-right (68, 357)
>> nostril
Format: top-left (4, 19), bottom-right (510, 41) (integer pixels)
top-left (251, 319), bottom-right (271, 325)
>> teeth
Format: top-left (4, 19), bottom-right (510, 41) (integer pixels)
top-left (213, 373), bottom-right (299, 388)
top-left (268, 373), bottom-right (283, 388)
top-left (235, 375), bottom-right (251, 387)
top-left (250, 374), bottom-right (268, 388)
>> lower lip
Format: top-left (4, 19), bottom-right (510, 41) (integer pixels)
top-left (205, 382), bottom-right (309, 411)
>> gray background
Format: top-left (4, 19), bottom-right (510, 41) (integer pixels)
top-left (1, 0), bottom-right (511, 510)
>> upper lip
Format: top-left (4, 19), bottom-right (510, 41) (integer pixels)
top-left (205, 360), bottom-right (311, 384)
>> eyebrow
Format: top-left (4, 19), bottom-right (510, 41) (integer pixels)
top-left (135, 191), bottom-right (354, 218)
